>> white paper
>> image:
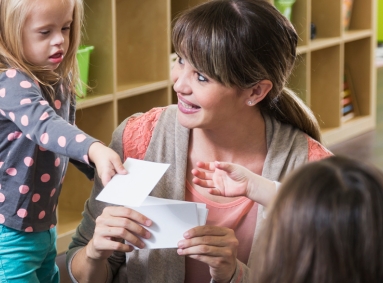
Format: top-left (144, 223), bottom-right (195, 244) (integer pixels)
top-left (143, 196), bottom-right (209, 225)
top-left (96, 158), bottom-right (209, 249)
top-left (96, 158), bottom-right (170, 207)
top-left (128, 202), bottom-right (200, 249)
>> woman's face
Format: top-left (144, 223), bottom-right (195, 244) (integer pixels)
top-left (171, 55), bottom-right (249, 130)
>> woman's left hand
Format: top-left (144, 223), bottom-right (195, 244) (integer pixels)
top-left (177, 225), bottom-right (238, 283)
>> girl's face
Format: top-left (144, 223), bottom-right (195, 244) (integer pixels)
top-left (171, 55), bottom-right (249, 130)
top-left (22, 0), bottom-right (74, 70)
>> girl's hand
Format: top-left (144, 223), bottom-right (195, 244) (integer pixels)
top-left (88, 142), bottom-right (128, 186)
top-left (191, 161), bottom-right (253, 197)
top-left (192, 161), bottom-right (277, 206)
top-left (86, 206), bottom-right (152, 261)
top-left (177, 225), bottom-right (238, 283)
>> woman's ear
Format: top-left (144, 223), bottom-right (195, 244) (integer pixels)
top-left (247, 80), bottom-right (273, 105)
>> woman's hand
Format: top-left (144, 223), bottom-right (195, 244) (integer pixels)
top-left (177, 225), bottom-right (238, 283)
top-left (192, 161), bottom-right (277, 206)
top-left (86, 206), bottom-right (152, 260)
top-left (71, 206), bottom-right (152, 282)
top-left (88, 142), bottom-right (128, 186)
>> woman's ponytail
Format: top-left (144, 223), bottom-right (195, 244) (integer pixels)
top-left (261, 87), bottom-right (322, 142)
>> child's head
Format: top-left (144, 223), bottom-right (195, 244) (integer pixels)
top-left (253, 156), bottom-right (383, 283)
top-left (172, 0), bottom-right (321, 141)
top-left (0, 0), bottom-right (84, 96)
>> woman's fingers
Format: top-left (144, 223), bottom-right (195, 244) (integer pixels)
top-left (101, 206), bottom-right (152, 227)
top-left (88, 206), bottom-right (152, 260)
top-left (177, 225), bottom-right (238, 282)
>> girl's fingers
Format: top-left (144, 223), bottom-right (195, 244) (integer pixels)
top-left (191, 168), bottom-right (214, 180)
top-left (111, 157), bottom-right (128, 175)
top-left (196, 161), bottom-right (216, 171)
top-left (207, 188), bottom-right (222, 196)
top-left (214, 161), bottom-right (235, 174)
top-left (192, 177), bottom-right (215, 188)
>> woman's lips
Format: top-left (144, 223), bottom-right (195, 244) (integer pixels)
top-left (177, 96), bottom-right (201, 114)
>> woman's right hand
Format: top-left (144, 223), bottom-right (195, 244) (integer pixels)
top-left (86, 206), bottom-right (152, 261)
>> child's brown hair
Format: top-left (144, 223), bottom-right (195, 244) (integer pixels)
top-left (253, 155), bottom-right (383, 283)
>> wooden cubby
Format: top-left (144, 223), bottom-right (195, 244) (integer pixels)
top-left (56, 0), bottom-right (377, 253)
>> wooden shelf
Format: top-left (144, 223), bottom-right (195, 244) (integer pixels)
top-left (309, 37), bottom-right (342, 51)
top-left (77, 93), bottom-right (114, 109)
top-left (57, 0), bottom-right (377, 251)
top-left (116, 80), bottom-right (170, 98)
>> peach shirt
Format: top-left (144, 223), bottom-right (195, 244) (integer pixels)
top-left (184, 181), bottom-right (258, 283)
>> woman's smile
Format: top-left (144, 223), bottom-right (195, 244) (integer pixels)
top-left (177, 95), bottom-right (201, 114)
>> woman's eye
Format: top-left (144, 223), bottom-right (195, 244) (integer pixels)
top-left (177, 56), bottom-right (184, 65)
top-left (40, 31), bottom-right (49, 35)
top-left (197, 73), bottom-right (208, 82)
top-left (62, 26), bottom-right (71, 31)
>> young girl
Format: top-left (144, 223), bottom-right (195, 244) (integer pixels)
top-left (0, 0), bottom-right (126, 281)
top-left (193, 156), bottom-right (383, 283)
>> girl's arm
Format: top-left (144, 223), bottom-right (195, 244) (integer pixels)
top-left (192, 161), bottom-right (278, 206)
top-left (0, 70), bottom-right (126, 185)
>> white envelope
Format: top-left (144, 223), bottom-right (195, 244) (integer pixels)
top-left (96, 158), bottom-right (209, 249)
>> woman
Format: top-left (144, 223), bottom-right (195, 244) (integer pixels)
top-left (66, 0), bottom-right (332, 282)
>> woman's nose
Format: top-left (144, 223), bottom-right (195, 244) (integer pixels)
top-left (171, 66), bottom-right (192, 95)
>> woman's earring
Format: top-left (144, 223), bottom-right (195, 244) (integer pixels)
top-left (247, 101), bottom-right (253, 106)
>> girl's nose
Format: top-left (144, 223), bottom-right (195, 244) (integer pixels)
top-left (52, 32), bottom-right (64, 46)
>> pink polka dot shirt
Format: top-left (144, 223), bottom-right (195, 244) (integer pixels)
top-left (0, 69), bottom-right (98, 232)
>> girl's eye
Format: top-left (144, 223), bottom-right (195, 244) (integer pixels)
top-left (62, 26), bottom-right (71, 31)
top-left (197, 73), bottom-right (208, 82)
top-left (40, 31), bottom-right (50, 35)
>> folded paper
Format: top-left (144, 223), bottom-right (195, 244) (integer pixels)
top-left (96, 158), bottom-right (209, 249)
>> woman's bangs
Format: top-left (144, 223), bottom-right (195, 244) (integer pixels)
top-left (173, 14), bottom-right (222, 82)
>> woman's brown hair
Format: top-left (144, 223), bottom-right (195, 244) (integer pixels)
top-left (252, 155), bottom-right (383, 283)
top-left (172, 0), bottom-right (321, 141)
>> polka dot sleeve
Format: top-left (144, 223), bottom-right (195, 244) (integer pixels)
top-left (0, 69), bottom-right (97, 164)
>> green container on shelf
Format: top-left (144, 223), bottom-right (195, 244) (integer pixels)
top-left (76, 45), bottom-right (94, 98)
top-left (378, 0), bottom-right (383, 43)
top-left (275, 0), bottom-right (296, 21)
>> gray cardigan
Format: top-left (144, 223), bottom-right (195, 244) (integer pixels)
top-left (66, 105), bottom-right (311, 283)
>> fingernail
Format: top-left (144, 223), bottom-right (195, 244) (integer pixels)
top-left (145, 220), bottom-right (152, 226)
top-left (145, 231), bottom-right (151, 238)
top-left (178, 241), bottom-right (184, 248)
top-left (177, 249), bottom-right (183, 255)
top-left (183, 232), bottom-right (189, 238)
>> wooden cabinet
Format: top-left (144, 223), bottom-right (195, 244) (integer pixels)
top-left (56, 0), bottom-right (376, 253)
top-left (288, 0), bottom-right (376, 145)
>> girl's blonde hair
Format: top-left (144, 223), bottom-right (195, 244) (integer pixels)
top-left (0, 0), bottom-right (83, 100)
top-left (172, 0), bottom-right (321, 141)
